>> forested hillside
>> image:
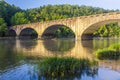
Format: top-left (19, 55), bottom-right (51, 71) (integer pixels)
top-left (11, 5), bottom-right (114, 25)
top-left (0, 1), bottom-right (21, 26)
top-left (0, 0), bottom-right (119, 37)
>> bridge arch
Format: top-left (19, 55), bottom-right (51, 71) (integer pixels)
top-left (41, 24), bottom-right (76, 39)
top-left (81, 19), bottom-right (120, 40)
top-left (19, 27), bottom-right (38, 39)
top-left (10, 12), bottom-right (120, 40)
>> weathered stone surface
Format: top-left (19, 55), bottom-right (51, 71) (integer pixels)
top-left (10, 12), bottom-right (120, 40)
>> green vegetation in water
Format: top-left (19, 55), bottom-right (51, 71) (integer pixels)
top-left (95, 43), bottom-right (120, 60)
top-left (95, 49), bottom-right (120, 60)
top-left (38, 57), bottom-right (98, 79)
top-left (109, 43), bottom-right (120, 51)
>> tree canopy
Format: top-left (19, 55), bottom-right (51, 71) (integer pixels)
top-left (0, 1), bottom-right (21, 26)
top-left (11, 12), bottom-right (30, 25)
top-left (0, 17), bottom-right (7, 36)
top-left (93, 23), bottom-right (120, 37)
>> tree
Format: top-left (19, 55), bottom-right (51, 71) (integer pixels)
top-left (11, 12), bottom-right (30, 25)
top-left (0, 17), bottom-right (7, 37)
top-left (93, 22), bottom-right (120, 37)
top-left (0, 0), bottom-right (21, 26)
top-left (56, 26), bottom-right (75, 38)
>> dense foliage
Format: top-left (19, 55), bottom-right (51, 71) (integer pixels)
top-left (0, 1), bottom-right (21, 26)
top-left (11, 12), bottom-right (30, 25)
top-left (0, 17), bottom-right (7, 36)
top-left (93, 22), bottom-right (120, 37)
top-left (2, 0), bottom-right (110, 26)
top-left (56, 26), bottom-right (75, 38)
top-left (0, 1), bottom-right (21, 36)
top-left (23, 4), bottom-right (113, 24)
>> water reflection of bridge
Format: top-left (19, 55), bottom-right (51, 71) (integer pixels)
top-left (15, 40), bottom-right (93, 59)
top-left (14, 39), bottom-right (120, 73)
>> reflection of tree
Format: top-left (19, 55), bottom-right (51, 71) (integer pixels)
top-left (0, 43), bottom-right (25, 70)
top-left (0, 39), bottom-right (16, 51)
top-left (19, 40), bottom-right (38, 50)
top-left (43, 39), bottom-right (75, 53)
top-left (93, 38), bottom-right (119, 50)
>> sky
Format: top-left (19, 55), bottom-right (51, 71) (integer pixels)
top-left (5, 0), bottom-right (120, 10)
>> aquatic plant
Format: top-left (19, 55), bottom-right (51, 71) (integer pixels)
top-left (38, 57), bottom-right (98, 79)
top-left (95, 48), bottom-right (120, 60)
top-left (108, 43), bottom-right (120, 51)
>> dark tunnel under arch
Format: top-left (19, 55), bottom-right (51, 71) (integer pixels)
top-left (19, 28), bottom-right (38, 40)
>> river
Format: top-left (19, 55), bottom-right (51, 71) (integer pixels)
top-left (0, 38), bottom-right (120, 80)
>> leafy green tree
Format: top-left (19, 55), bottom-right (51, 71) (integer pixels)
top-left (11, 12), bottom-right (30, 25)
top-left (93, 22), bottom-right (120, 37)
top-left (0, 17), bottom-right (7, 37)
top-left (25, 5), bottom-right (113, 23)
top-left (56, 26), bottom-right (75, 38)
top-left (0, 0), bottom-right (21, 26)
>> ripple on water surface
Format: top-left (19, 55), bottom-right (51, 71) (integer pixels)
top-left (0, 64), bottom-right (120, 80)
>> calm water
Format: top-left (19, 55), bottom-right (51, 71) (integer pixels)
top-left (0, 38), bottom-right (120, 80)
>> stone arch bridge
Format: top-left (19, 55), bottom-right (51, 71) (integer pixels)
top-left (10, 12), bottom-right (120, 40)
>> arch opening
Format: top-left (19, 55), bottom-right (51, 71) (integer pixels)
top-left (8, 29), bottom-right (17, 37)
top-left (19, 28), bottom-right (38, 40)
top-left (41, 25), bottom-right (75, 39)
top-left (81, 20), bottom-right (120, 40)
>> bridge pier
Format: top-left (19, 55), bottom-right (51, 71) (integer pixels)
top-left (75, 34), bottom-right (94, 40)
top-left (76, 36), bottom-right (81, 41)
top-left (15, 36), bottom-right (19, 39)
top-left (37, 35), bottom-right (42, 39)
top-left (81, 34), bottom-right (94, 40)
